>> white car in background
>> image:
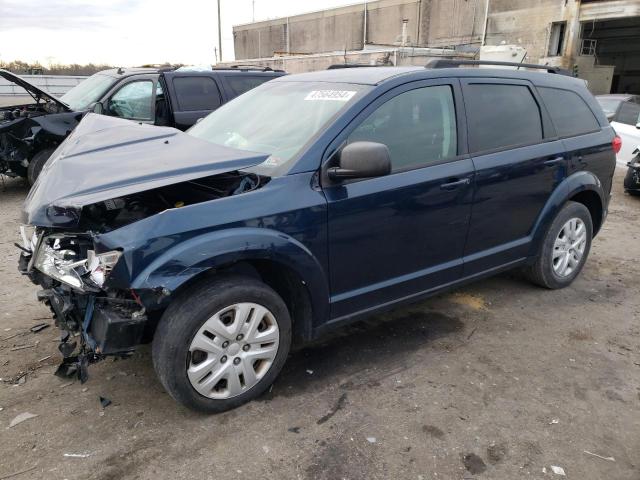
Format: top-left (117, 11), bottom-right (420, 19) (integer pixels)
top-left (596, 94), bottom-right (640, 166)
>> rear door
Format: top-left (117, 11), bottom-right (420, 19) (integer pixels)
top-left (163, 73), bottom-right (223, 130)
top-left (324, 79), bottom-right (474, 319)
top-left (461, 79), bottom-right (566, 275)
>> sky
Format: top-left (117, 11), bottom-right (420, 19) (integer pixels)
top-left (0, 0), bottom-right (361, 66)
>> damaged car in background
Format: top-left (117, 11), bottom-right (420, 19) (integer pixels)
top-left (19, 67), bottom-right (615, 413)
top-left (1, 66), bottom-right (284, 184)
top-left (0, 69), bottom-right (80, 183)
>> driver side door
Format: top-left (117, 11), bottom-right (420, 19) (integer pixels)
top-left (102, 75), bottom-right (158, 124)
top-left (323, 79), bottom-right (475, 320)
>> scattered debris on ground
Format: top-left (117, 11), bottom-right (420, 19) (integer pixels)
top-left (8, 412), bottom-right (38, 428)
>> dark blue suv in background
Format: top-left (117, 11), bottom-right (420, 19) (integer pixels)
top-left (19, 63), bottom-right (617, 412)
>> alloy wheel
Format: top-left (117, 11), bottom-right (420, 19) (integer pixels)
top-left (552, 217), bottom-right (587, 277)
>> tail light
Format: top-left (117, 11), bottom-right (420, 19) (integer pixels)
top-left (612, 135), bottom-right (622, 154)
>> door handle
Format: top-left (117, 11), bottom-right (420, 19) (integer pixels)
top-left (544, 157), bottom-right (564, 167)
top-left (440, 178), bottom-right (471, 190)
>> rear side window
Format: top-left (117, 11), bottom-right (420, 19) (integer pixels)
top-left (465, 84), bottom-right (543, 153)
top-left (617, 101), bottom-right (640, 126)
top-left (539, 87), bottom-right (599, 137)
top-left (225, 76), bottom-right (272, 97)
top-left (172, 76), bottom-right (221, 111)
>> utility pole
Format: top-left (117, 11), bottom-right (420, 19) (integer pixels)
top-left (252, 0), bottom-right (255, 22)
top-left (217, 0), bottom-right (223, 62)
top-left (363, 0), bottom-right (367, 49)
top-left (481, 0), bottom-right (490, 46)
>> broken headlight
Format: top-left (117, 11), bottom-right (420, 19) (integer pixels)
top-left (33, 235), bottom-right (121, 290)
top-left (34, 238), bottom-right (86, 289)
top-left (86, 250), bottom-right (121, 287)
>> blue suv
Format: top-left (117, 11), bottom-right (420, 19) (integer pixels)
top-left (19, 64), bottom-right (617, 412)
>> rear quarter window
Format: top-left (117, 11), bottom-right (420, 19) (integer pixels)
top-left (225, 76), bottom-right (273, 97)
top-left (465, 83), bottom-right (543, 153)
top-left (617, 101), bottom-right (640, 126)
top-left (172, 76), bottom-right (222, 111)
top-left (538, 87), bottom-right (600, 137)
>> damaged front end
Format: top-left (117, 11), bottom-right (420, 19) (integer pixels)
top-left (18, 113), bottom-right (270, 381)
top-left (18, 227), bottom-right (147, 381)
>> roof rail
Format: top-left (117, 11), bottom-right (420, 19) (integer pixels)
top-left (425, 59), bottom-right (572, 76)
top-left (213, 65), bottom-right (284, 72)
top-left (327, 63), bottom-right (382, 69)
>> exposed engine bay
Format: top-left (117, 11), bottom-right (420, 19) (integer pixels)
top-left (80, 170), bottom-right (268, 232)
top-left (0, 69), bottom-right (75, 177)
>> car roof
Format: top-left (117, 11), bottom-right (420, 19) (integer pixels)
top-left (596, 94), bottom-right (639, 102)
top-left (271, 67), bottom-right (423, 85)
top-left (99, 67), bottom-right (160, 77)
top-left (272, 66), bottom-right (587, 89)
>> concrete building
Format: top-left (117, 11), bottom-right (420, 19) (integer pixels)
top-left (231, 0), bottom-right (640, 94)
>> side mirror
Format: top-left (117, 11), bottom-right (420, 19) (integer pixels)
top-left (635, 122), bottom-right (640, 129)
top-left (606, 112), bottom-right (615, 122)
top-left (328, 141), bottom-right (391, 180)
top-left (92, 101), bottom-right (104, 114)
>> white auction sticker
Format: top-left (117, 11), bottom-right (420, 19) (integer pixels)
top-left (304, 90), bottom-right (357, 102)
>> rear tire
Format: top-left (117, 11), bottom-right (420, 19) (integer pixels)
top-left (152, 275), bottom-right (292, 413)
top-left (524, 201), bottom-right (593, 289)
top-left (27, 147), bottom-right (55, 186)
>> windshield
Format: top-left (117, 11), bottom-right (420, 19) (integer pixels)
top-left (596, 97), bottom-right (622, 117)
top-left (188, 81), bottom-right (370, 175)
top-left (60, 73), bottom-right (116, 110)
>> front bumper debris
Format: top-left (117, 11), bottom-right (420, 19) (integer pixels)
top-left (19, 242), bottom-right (147, 382)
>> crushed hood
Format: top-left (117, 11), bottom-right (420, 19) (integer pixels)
top-left (0, 69), bottom-right (71, 111)
top-left (23, 113), bottom-right (269, 228)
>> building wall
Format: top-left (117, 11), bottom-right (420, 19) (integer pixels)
top-left (484, 0), bottom-right (580, 67)
top-left (424, 0), bottom-right (485, 47)
top-left (234, 0), bottom-right (424, 60)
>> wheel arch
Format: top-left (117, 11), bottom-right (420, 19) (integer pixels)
top-left (529, 170), bottom-right (605, 257)
top-left (128, 227), bottom-right (327, 341)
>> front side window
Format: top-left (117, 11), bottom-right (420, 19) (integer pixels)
top-left (539, 87), bottom-right (599, 137)
top-left (466, 84), bottom-right (543, 153)
top-left (108, 80), bottom-right (153, 120)
top-left (172, 76), bottom-right (221, 111)
top-left (617, 101), bottom-right (640, 126)
top-left (347, 85), bottom-right (457, 171)
top-left (188, 81), bottom-right (370, 176)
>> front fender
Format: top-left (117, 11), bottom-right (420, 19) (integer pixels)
top-left (529, 170), bottom-right (605, 257)
top-left (125, 227), bottom-right (329, 324)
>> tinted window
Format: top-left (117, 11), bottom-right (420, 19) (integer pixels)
top-left (225, 76), bottom-right (272, 97)
top-left (347, 85), bottom-right (457, 171)
top-left (466, 84), bottom-right (542, 152)
top-left (596, 97), bottom-right (621, 117)
top-left (173, 76), bottom-right (221, 111)
top-left (539, 87), bottom-right (599, 137)
top-left (108, 80), bottom-right (153, 120)
top-left (617, 101), bottom-right (640, 126)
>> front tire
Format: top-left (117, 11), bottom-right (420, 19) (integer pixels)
top-left (524, 201), bottom-right (593, 289)
top-left (152, 275), bottom-right (292, 413)
top-left (27, 147), bottom-right (55, 186)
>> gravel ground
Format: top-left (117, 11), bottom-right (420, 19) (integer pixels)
top-left (0, 169), bottom-right (638, 480)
